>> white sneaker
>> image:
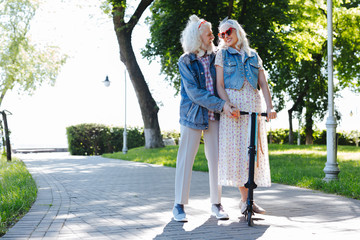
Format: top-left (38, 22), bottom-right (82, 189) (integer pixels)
top-left (239, 201), bottom-right (247, 214)
top-left (211, 204), bottom-right (229, 220)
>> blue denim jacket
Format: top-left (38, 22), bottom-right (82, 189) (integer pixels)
top-left (222, 47), bottom-right (261, 90)
top-left (178, 52), bottom-right (225, 130)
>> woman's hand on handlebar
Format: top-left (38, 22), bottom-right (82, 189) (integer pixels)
top-left (266, 108), bottom-right (277, 122)
top-left (223, 102), bottom-right (239, 118)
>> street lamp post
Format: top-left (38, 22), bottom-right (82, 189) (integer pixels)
top-left (103, 71), bottom-right (128, 154)
top-left (324, 0), bottom-right (340, 181)
top-left (122, 69), bottom-right (128, 154)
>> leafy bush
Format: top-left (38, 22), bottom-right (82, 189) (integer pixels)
top-left (66, 124), bottom-right (144, 155)
top-left (162, 130), bottom-right (181, 145)
top-left (163, 128), bottom-right (359, 146)
top-left (268, 128), bottom-right (358, 146)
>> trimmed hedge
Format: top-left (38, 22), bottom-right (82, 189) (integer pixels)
top-left (66, 123), bottom-right (145, 155)
top-left (66, 124), bottom-right (359, 155)
top-left (161, 128), bottom-right (359, 146)
top-left (268, 128), bottom-right (360, 146)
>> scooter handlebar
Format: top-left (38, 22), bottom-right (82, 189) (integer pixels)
top-left (239, 111), bottom-right (267, 117)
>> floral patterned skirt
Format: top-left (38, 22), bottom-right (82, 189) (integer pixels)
top-left (218, 80), bottom-right (271, 187)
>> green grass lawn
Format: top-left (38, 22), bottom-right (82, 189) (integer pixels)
top-left (0, 156), bottom-right (37, 236)
top-left (103, 144), bottom-right (360, 200)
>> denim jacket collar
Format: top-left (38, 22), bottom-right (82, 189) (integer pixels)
top-left (226, 47), bottom-right (255, 63)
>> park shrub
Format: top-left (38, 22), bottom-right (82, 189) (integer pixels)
top-left (162, 128), bottom-right (358, 146)
top-left (67, 125), bottom-right (358, 154)
top-left (162, 130), bottom-right (181, 145)
top-left (268, 128), bottom-right (358, 146)
top-left (66, 124), bottom-right (144, 155)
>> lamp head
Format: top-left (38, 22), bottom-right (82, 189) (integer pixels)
top-left (103, 75), bottom-right (110, 87)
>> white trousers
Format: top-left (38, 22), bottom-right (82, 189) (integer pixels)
top-left (175, 120), bottom-right (222, 205)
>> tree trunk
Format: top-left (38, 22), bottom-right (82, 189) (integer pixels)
top-left (305, 109), bottom-right (314, 145)
top-left (239, 0), bottom-right (248, 23)
top-left (1, 111), bottom-right (12, 161)
top-left (288, 109), bottom-right (294, 144)
top-left (227, 0), bottom-right (234, 17)
top-left (287, 78), bottom-right (309, 145)
top-left (112, 0), bottom-right (164, 149)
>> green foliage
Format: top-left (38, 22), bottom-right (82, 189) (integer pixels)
top-left (333, 0), bottom-right (360, 89)
top-left (142, 0), bottom-right (292, 93)
top-left (66, 123), bottom-right (145, 155)
top-left (143, 0), bottom-right (360, 144)
top-left (161, 128), bottom-right (359, 146)
top-left (0, 156), bottom-right (37, 236)
top-left (161, 129), bottom-right (180, 145)
top-left (269, 144), bottom-right (360, 199)
top-left (271, 0), bottom-right (360, 142)
top-left (104, 144), bottom-right (360, 199)
top-left (268, 128), bottom-right (358, 146)
top-left (103, 144), bottom-right (209, 171)
top-left (104, 145), bottom-right (180, 167)
top-left (0, 0), bottom-right (67, 106)
top-left (66, 123), bottom-right (109, 155)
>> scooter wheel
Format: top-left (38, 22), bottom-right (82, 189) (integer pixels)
top-left (247, 211), bottom-right (254, 226)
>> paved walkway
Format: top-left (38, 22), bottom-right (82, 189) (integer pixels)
top-left (2, 153), bottom-right (360, 240)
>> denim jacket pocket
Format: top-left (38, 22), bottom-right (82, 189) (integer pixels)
top-left (186, 103), bottom-right (203, 123)
top-left (249, 62), bottom-right (260, 78)
top-left (249, 63), bottom-right (260, 69)
top-left (186, 103), bottom-right (195, 118)
top-left (223, 60), bottom-right (237, 75)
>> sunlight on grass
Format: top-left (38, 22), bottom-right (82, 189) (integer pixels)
top-left (268, 144), bottom-right (360, 199)
top-left (0, 157), bottom-right (37, 236)
top-left (270, 145), bottom-right (360, 162)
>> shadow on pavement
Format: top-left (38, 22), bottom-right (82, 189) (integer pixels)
top-left (153, 216), bottom-right (269, 240)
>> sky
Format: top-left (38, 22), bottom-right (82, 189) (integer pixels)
top-left (2, 0), bottom-right (360, 149)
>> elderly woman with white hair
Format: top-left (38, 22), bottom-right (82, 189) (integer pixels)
top-left (172, 15), bottom-right (237, 222)
top-left (215, 18), bottom-right (277, 216)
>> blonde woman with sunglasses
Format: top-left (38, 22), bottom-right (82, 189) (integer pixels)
top-left (215, 18), bottom-right (277, 216)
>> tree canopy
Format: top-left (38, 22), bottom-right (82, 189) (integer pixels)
top-left (0, 0), bottom-right (67, 106)
top-left (271, 0), bottom-right (360, 143)
top-left (143, 0), bottom-right (360, 144)
top-left (142, 0), bottom-right (293, 93)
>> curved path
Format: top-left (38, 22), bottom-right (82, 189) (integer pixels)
top-left (2, 152), bottom-right (360, 240)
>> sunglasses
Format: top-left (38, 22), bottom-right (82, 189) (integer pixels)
top-left (218, 27), bottom-right (235, 39)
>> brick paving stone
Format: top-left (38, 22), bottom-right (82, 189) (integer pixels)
top-left (1, 152), bottom-right (359, 240)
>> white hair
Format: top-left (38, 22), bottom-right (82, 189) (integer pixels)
top-left (218, 19), bottom-right (253, 56)
top-left (180, 15), bottom-right (214, 56)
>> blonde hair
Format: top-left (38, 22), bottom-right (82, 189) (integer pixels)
top-left (180, 15), bottom-right (214, 55)
top-left (218, 19), bottom-right (252, 55)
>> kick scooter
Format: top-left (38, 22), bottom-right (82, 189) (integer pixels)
top-left (239, 111), bottom-right (267, 226)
